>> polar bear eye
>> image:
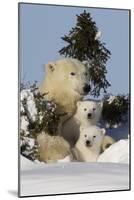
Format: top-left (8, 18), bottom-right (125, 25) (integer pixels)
top-left (85, 72), bottom-right (88, 76)
top-left (84, 134), bottom-right (87, 137)
top-left (93, 135), bottom-right (96, 138)
top-left (93, 108), bottom-right (96, 111)
top-left (70, 72), bottom-right (76, 76)
top-left (84, 108), bottom-right (87, 111)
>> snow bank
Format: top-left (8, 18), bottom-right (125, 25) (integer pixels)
top-left (98, 139), bottom-right (129, 163)
top-left (20, 134), bottom-right (130, 196)
top-left (20, 156), bottom-right (129, 196)
top-left (21, 156), bottom-right (35, 170)
top-left (57, 155), bottom-right (73, 163)
top-left (20, 138), bottom-right (130, 196)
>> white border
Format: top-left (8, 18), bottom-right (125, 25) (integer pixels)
top-left (0, 0), bottom-right (133, 199)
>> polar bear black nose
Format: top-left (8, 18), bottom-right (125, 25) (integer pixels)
top-left (87, 113), bottom-right (92, 118)
top-left (83, 84), bottom-right (91, 94)
top-left (86, 140), bottom-right (91, 146)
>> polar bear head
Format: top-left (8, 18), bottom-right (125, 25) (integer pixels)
top-left (44, 58), bottom-right (90, 96)
top-left (79, 126), bottom-right (105, 149)
top-left (76, 100), bottom-right (103, 125)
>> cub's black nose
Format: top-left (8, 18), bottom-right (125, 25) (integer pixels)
top-left (83, 84), bottom-right (91, 94)
top-left (86, 140), bottom-right (91, 146)
top-left (87, 113), bottom-right (92, 118)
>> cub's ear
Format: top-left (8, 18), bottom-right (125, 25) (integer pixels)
top-left (77, 101), bottom-right (81, 107)
top-left (45, 62), bottom-right (55, 73)
top-left (101, 128), bottom-right (106, 135)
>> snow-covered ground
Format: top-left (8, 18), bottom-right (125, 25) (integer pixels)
top-left (20, 90), bottom-right (130, 196)
top-left (20, 137), bottom-right (130, 196)
top-left (20, 156), bottom-right (129, 197)
top-left (98, 139), bottom-right (129, 163)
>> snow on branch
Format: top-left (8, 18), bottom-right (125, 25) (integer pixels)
top-left (20, 82), bottom-right (62, 161)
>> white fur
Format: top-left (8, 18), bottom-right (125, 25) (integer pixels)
top-left (37, 133), bottom-right (71, 163)
top-left (38, 58), bottom-right (90, 161)
top-left (62, 100), bottom-right (103, 147)
top-left (40, 58), bottom-right (90, 123)
top-left (75, 100), bottom-right (103, 126)
top-left (101, 135), bottom-right (116, 152)
top-left (73, 126), bottom-right (105, 162)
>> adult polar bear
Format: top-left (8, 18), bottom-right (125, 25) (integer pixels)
top-left (39, 58), bottom-right (90, 131)
top-left (37, 58), bottom-right (90, 162)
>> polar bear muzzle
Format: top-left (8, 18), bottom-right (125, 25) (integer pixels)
top-left (85, 140), bottom-right (92, 147)
top-left (87, 113), bottom-right (92, 119)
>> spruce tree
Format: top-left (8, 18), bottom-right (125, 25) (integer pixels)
top-left (59, 10), bottom-right (111, 97)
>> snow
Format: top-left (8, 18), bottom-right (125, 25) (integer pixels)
top-left (98, 139), bottom-right (129, 163)
top-left (20, 89), bottom-right (37, 135)
top-left (20, 137), bottom-right (36, 158)
top-left (95, 30), bottom-right (102, 40)
top-left (20, 136), bottom-right (130, 196)
top-left (21, 89), bottom-right (37, 122)
top-left (57, 155), bottom-right (73, 163)
top-left (107, 95), bottom-right (116, 104)
top-left (20, 90), bottom-right (130, 196)
top-left (20, 116), bottom-right (29, 134)
top-left (21, 156), bottom-right (35, 170)
top-left (20, 155), bottom-right (129, 197)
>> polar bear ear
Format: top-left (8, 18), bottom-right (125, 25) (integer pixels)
top-left (46, 62), bottom-right (55, 73)
top-left (101, 128), bottom-right (106, 135)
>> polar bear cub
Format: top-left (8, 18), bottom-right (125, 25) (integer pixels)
top-left (62, 100), bottom-right (103, 146)
top-left (73, 126), bottom-right (105, 162)
top-left (75, 100), bottom-right (103, 126)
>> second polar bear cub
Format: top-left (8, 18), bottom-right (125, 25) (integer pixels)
top-left (74, 126), bottom-right (105, 162)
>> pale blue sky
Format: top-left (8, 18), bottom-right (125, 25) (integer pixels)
top-left (19, 3), bottom-right (129, 96)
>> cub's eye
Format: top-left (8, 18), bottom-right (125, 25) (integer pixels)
top-left (85, 72), bottom-right (88, 76)
top-left (93, 136), bottom-right (96, 138)
top-left (93, 108), bottom-right (96, 111)
top-left (70, 72), bottom-right (76, 76)
top-left (84, 134), bottom-right (87, 137)
top-left (84, 108), bottom-right (87, 111)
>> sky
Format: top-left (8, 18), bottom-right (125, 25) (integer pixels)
top-left (19, 3), bottom-right (130, 97)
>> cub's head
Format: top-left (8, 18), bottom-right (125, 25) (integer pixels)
top-left (79, 126), bottom-right (105, 148)
top-left (45, 58), bottom-right (90, 95)
top-left (76, 100), bottom-right (103, 124)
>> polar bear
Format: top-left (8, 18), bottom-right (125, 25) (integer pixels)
top-left (75, 100), bottom-right (115, 152)
top-left (62, 100), bottom-right (103, 146)
top-left (75, 100), bottom-right (103, 126)
top-left (39, 58), bottom-right (90, 126)
top-left (101, 135), bottom-right (116, 152)
top-left (73, 126), bottom-right (105, 162)
top-left (37, 133), bottom-right (72, 163)
top-left (38, 58), bottom-right (90, 161)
